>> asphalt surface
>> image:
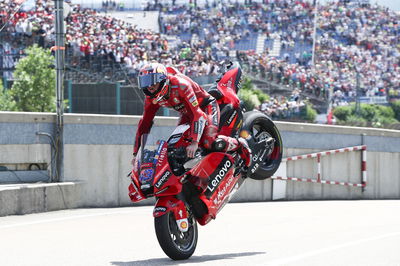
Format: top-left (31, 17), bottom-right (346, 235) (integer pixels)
top-left (1, 201), bottom-right (400, 266)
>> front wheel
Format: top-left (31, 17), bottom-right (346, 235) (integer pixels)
top-left (241, 111), bottom-right (283, 180)
top-left (154, 211), bottom-right (198, 260)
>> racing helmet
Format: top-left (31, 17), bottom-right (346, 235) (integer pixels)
top-left (137, 63), bottom-right (169, 101)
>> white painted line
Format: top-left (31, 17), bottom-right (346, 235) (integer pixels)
top-left (267, 231), bottom-right (400, 265)
top-left (0, 208), bottom-right (146, 230)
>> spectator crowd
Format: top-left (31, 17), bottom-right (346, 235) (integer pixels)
top-left (1, 0), bottom-right (400, 105)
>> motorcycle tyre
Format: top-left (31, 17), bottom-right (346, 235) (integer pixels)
top-left (242, 111), bottom-right (283, 180)
top-left (154, 211), bottom-right (198, 260)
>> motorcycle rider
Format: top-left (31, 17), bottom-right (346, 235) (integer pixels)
top-left (133, 62), bottom-right (251, 170)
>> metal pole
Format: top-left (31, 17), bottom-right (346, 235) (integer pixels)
top-left (356, 70), bottom-right (360, 115)
top-left (311, 0), bottom-right (319, 66)
top-left (55, 0), bottom-right (65, 182)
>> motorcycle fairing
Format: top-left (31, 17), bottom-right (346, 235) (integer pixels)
top-left (217, 62), bottom-right (242, 94)
top-left (187, 152), bottom-right (239, 226)
top-left (128, 180), bottom-right (145, 202)
top-left (153, 196), bottom-right (189, 232)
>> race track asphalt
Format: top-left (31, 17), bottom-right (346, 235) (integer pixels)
top-left (1, 200), bottom-right (399, 266)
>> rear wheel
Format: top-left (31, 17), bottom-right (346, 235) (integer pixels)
top-left (154, 211), bottom-right (198, 260)
top-left (241, 111), bottom-right (283, 180)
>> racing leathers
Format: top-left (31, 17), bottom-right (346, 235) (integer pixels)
top-left (133, 67), bottom-right (251, 168)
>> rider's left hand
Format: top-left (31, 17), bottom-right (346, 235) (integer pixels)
top-left (186, 141), bottom-right (199, 158)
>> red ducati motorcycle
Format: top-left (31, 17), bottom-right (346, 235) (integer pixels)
top-left (128, 62), bottom-right (283, 260)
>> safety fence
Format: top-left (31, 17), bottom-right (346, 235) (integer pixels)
top-left (271, 145), bottom-right (367, 188)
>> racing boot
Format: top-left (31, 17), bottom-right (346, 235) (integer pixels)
top-left (237, 137), bottom-right (252, 168)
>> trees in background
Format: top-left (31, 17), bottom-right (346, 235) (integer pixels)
top-left (238, 77), bottom-right (317, 122)
top-left (333, 103), bottom-right (399, 128)
top-left (4, 45), bottom-right (56, 112)
top-left (0, 79), bottom-right (16, 111)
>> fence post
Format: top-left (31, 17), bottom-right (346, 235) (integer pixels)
top-left (67, 80), bottom-right (72, 113)
top-left (116, 82), bottom-right (121, 115)
top-left (361, 133), bottom-right (367, 192)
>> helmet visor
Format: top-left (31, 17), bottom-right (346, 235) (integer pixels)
top-left (137, 73), bottom-right (166, 89)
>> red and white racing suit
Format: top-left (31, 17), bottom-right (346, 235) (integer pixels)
top-left (133, 67), bottom-right (251, 167)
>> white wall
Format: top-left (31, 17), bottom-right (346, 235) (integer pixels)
top-left (1, 112), bottom-right (400, 216)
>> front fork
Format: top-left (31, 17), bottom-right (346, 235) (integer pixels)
top-left (153, 196), bottom-right (189, 232)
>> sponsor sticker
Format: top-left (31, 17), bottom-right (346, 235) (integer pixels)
top-left (189, 96), bottom-right (196, 103)
top-left (154, 206), bottom-right (167, 213)
top-left (140, 168), bottom-right (154, 182)
top-left (226, 110), bottom-right (237, 125)
top-left (155, 170), bottom-right (171, 189)
top-left (191, 100), bottom-right (199, 107)
top-left (180, 221), bottom-right (188, 229)
top-left (206, 157), bottom-right (233, 194)
top-left (176, 218), bottom-right (189, 232)
top-left (173, 103), bottom-right (185, 111)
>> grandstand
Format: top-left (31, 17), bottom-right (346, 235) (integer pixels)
top-left (1, 0), bottom-right (399, 117)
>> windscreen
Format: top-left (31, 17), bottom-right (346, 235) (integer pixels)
top-left (136, 137), bottom-right (166, 185)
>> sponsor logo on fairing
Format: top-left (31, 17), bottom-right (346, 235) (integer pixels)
top-left (156, 147), bottom-right (168, 167)
top-left (212, 104), bottom-right (218, 125)
top-left (155, 170), bottom-right (171, 189)
top-left (154, 206), bottom-right (167, 213)
top-left (217, 175), bottom-right (234, 201)
top-left (207, 159), bottom-right (232, 193)
top-left (140, 168), bottom-right (154, 182)
top-left (226, 110), bottom-right (237, 125)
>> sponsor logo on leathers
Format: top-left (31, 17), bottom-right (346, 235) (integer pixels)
top-left (173, 103), bottom-right (185, 111)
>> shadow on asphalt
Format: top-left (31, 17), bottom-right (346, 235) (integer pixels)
top-left (111, 251), bottom-right (266, 265)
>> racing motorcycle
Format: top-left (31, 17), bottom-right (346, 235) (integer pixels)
top-left (128, 62), bottom-right (283, 260)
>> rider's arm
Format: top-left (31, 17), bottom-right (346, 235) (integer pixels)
top-left (177, 81), bottom-right (207, 143)
top-left (133, 98), bottom-right (160, 154)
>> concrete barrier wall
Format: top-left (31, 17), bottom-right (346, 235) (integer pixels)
top-left (0, 111), bottom-right (399, 216)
